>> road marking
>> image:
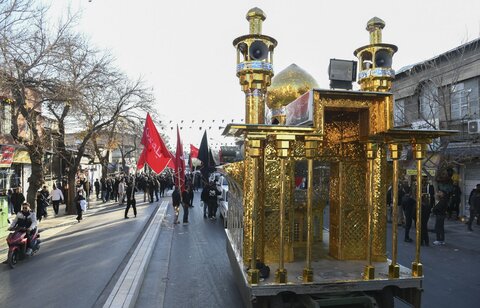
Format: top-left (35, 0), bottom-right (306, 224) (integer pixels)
top-left (103, 201), bottom-right (168, 308)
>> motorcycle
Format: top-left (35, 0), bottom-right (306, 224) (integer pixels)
top-left (6, 227), bottom-right (41, 269)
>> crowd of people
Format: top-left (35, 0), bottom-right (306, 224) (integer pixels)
top-left (386, 180), bottom-right (480, 246)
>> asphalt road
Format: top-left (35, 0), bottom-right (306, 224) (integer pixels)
top-left (0, 200), bottom-right (158, 308)
top-left (391, 218), bottom-right (480, 308)
top-left (136, 191), bottom-right (244, 308)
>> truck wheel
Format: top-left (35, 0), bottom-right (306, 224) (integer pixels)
top-left (7, 250), bottom-right (18, 269)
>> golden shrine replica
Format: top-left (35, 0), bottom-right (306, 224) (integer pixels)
top-left (222, 8), bottom-right (456, 307)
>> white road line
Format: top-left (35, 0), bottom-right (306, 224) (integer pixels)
top-left (103, 201), bottom-right (169, 308)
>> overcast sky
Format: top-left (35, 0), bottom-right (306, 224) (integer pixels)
top-left (50, 0), bottom-right (480, 150)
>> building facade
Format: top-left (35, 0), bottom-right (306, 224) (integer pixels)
top-left (392, 38), bottom-right (480, 216)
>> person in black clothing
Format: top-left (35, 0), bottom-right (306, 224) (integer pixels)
top-left (187, 185), bottom-right (194, 208)
top-left (75, 190), bottom-right (85, 222)
top-left (201, 182), bottom-right (209, 218)
top-left (448, 183), bottom-right (461, 219)
top-left (467, 184), bottom-right (480, 231)
top-left (36, 186), bottom-right (49, 221)
top-left (94, 179), bottom-right (100, 199)
top-left (181, 186), bottom-right (190, 224)
top-left (172, 187), bottom-right (181, 224)
top-left (401, 191), bottom-right (416, 242)
top-left (433, 190), bottom-right (448, 245)
top-left (125, 181), bottom-right (137, 219)
top-left (206, 180), bottom-right (221, 220)
top-left (11, 187), bottom-right (25, 214)
top-left (420, 194), bottom-right (431, 246)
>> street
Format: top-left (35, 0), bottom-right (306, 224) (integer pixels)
top-left (1, 193), bottom-right (480, 308)
top-left (0, 197), bottom-right (158, 307)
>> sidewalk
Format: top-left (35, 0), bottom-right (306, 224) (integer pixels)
top-left (0, 195), bottom-right (129, 259)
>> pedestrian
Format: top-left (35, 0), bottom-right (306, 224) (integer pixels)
top-left (201, 181), bottom-right (209, 218)
top-left (467, 183), bottom-right (480, 231)
top-left (101, 178), bottom-right (107, 202)
top-left (420, 194), bottom-right (431, 246)
top-left (448, 182), bottom-right (461, 219)
top-left (153, 176), bottom-right (160, 202)
top-left (172, 187), bottom-right (181, 224)
top-left (11, 187), bottom-right (25, 214)
top-left (49, 183), bottom-right (64, 215)
top-left (148, 176), bottom-right (155, 203)
top-left (181, 187), bottom-right (190, 224)
top-left (401, 189), bottom-right (416, 243)
top-left (118, 179), bottom-right (125, 205)
top-left (75, 190), bottom-right (86, 222)
top-left (207, 180), bottom-right (221, 220)
top-left (188, 185), bottom-right (194, 208)
top-left (36, 185), bottom-right (49, 221)
top-left (125, 181), bottom-right (137, 219)
top-left (94, 179), bottom-right (100, 199)
top-left (432, 190), bottom-right (448, 245)
top-left (7, 188), bottom-right (14, 215)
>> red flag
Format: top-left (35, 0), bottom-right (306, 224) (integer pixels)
top-left (175, 125), bottom-right (186, 192)
top-left (190, 144), bottom-right (199, 158)
top-left (137, 113), bottom-right (174, 173)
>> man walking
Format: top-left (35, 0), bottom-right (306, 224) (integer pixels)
top-left (467, 184), bottom-right (480, 231)
top-left (433, 190), bottom-right (448, 245)
top-left (49, 183), bottom-right (64, 215)
top-left (401, 189), bottom-right (416, 243)
top-left (94, 179), bottom-right (100, 199)
top-left (125, 181), bottom-right (137, 219)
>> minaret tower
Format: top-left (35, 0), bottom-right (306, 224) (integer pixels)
top-left (233, 7), bottom-right (277, 124)
top-left (354, 17), bottom-right (398, 92)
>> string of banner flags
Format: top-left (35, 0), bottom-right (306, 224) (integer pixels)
top-left (138, 113), bottom-right (220, 182)
top-left (157, 118), bottom-right (245, 131)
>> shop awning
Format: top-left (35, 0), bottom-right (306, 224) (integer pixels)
top-left (0, 145), bottom-right (31, 167)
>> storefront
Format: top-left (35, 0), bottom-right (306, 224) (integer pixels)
top-left (0, 144), bottom-right (31, 196)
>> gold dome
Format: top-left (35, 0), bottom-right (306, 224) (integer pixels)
top-left (266, 64), bottom-right (318, 110)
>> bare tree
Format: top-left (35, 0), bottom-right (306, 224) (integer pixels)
top-left (60, 77), bottom-right (154, 213)
top-left (0, 2), bottom-right (79, 207)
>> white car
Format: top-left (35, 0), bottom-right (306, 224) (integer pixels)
top-left (217, 176), bottom-right (229, 225)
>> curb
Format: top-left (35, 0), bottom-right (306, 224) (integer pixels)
top-left (102, 201), bottom-right (169, 308)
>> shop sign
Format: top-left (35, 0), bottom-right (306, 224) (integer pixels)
top-left (406, 168), bottom-right (436, 176)
top-left (0, 145), bottom-right (15, 168)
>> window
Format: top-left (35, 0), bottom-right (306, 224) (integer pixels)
top-left (419, 82), bottom-right (439, 120)
top-left (450, 83), bottom-right (471, 120)
top-left (394, 99), bottom-right (405, 126)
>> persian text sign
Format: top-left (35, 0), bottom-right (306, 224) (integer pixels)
top-left (0, 145), bottom-right (14, 168)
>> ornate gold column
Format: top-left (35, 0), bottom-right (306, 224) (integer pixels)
top-left (388, 144), bottom-right (401, 278)
top-left (275, 135), bottom-right (294, 283)
top-left (364, 143), bottom-right (376, 280)
top-left (246, 137), bottom-right (264, 284)
top-left (412, 143), bottom-right (425, 277)
top-left (303, 138), bottom-right (318, 282)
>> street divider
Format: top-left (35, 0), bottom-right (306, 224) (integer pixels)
top-left (103, 200), bottom-right (169, 308)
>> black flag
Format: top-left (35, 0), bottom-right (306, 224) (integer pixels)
top-left (198, 130), bottom-right (215, 182)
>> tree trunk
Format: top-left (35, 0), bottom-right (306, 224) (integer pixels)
top-left (26, 151), bottom-right (44, 211)
top-left (66, 169), bottom-right (77, 215)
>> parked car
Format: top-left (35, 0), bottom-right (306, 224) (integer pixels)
top-left (217, 176), bottom-right (229, 226)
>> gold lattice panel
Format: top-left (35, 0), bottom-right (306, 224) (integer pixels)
top-left (263, 140), bottom-right (295, 264)
top-left (339, 161), bottom-right (368, 260)
top-left (372, 145), bottom-right (387, 261)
